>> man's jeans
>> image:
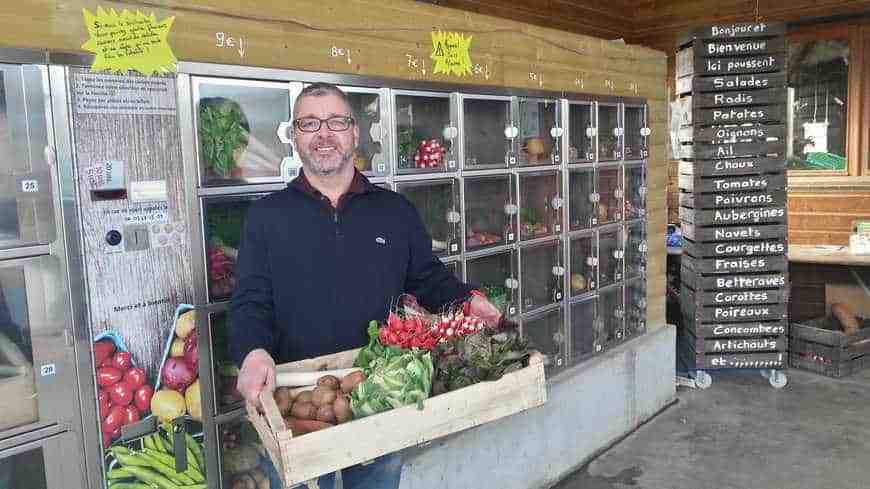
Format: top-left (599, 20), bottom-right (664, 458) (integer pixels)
top-left (266, 452), bottom-right (402, 489)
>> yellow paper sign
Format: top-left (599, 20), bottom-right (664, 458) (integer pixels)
top-left (431, 31), bottom-right (473, 77)
top-left (81, 7), bottom-right (177, 76)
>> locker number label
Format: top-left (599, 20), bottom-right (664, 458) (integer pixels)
top-left (40, 363), bottom-right (56, 377)
top-left (21, 180), bottom-right (39, 193)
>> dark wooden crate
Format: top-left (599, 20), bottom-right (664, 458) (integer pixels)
top-left (789, 316), bottom-right (870, 377)
top-left (678, 172), bottom-right (786, 194)
top-left (681, 222), bottom-right (787, 242)
top-left (679, 189), bottom-right (786, 209)
top-left (680, 205), bottom-right (787, 226)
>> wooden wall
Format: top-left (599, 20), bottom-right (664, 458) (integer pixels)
top-left (789, 189), bottom-right (870, 245)
top-left (0, 1), bottom-right (669, 329)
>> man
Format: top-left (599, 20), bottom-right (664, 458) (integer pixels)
top-left (230, 82), bottom-right (501, 488)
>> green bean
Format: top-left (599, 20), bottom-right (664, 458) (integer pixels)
top-left (137, 452), bottom-right (194, 485)
top-left (144, 448), bottom-right (203, 483)
top-left (108, 483), bottom-right (153, 489)
top-left (184, 433), bottom-right (204, 469)
top-left (123, 465), bottom-right (182, 489)
top-left (106, 467), bottom-right (134, 480)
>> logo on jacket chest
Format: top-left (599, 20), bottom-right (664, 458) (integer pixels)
top-left (376, 236), bottom-right (387, 245)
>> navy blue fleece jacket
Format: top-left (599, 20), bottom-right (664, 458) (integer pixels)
top-left (229, 173), bottom-right (474, 365)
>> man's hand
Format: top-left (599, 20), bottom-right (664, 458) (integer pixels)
top-left (467, 294), bottom-right (502, 328)
top-left (237, 348), bottom-right (276, 405)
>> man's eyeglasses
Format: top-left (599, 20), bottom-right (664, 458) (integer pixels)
top-left (293, 116), bottom-right (355, 133)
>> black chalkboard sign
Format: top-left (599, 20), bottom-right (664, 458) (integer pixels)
top-left (680, 157), bottom-right (785, 176)
top-left (694, 37), bottom-right (786, 58)
top-left (691, 140), bottom-right (785, 160)
top-left (692, 320), bottom-right (788, 338)
top-left (679, 172), bottom-right (786, 194)
top-left (680, 223), bottom-right (787, 243)
top-left (681, 22), bottom-right (786, 43)
top-left (683, 238), bottom-right (787, 258)
top-left (681, 269), bottom-right (788, 292)
top-left (680, 205), bottom-right (787, 226)
top-left (683, 298), bottom-right (788, 322)
top-left (693, 104), bottom-right (785, 126)
top-left (693, 72), bottom-right (787, 93)
top-left (682, 284), bottom-right (787, 306)
top-left (699, 352), bottom-right (785, 369)
top-left (693, 88), bottom-right (786, 108)
top-left (695, 54), bottom-right (785, 76)
top-left (692, 124), bottom-right (784, 143)
top-left (681, 254), bottom-right (788, 275)
top-left (701, 336), bottom-right (787, 353)
top-left (680, 189), bottom-right (786, 209)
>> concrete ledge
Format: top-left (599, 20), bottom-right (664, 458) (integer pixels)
top-left (399, 325), bottom-right (676, 489)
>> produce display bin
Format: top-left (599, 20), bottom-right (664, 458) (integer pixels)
top-left (625, 278), bottom-right (647, 339)
top-left (462, 96), bottom-right (513, 168)
top-left (790, 316), bottom-right (870, 378)
top-left (444, 260), bottom-right (462, 281)
top-left (569, 296), bottom-right (601, 361)
top-left (464, 175), bottom-right (516, 251)
top-left (568, 232), bottom-right (597, 296)
top-left (344, 87), bottom-right (388, 177)
top-left (624, 162), bottom-right (646, 220)
top-left (598, 226), bottom-right (624, 287)
top-left (247, 348), bottom-right (546, 488)
top-left (193, 77), bottom-right (291, 186)
top-left (396, 178), bottom-right (461, 257)
top-left (517, 98), bottom-right (560, 166)
top-left (623, 104), bottom-right (648, 161)
top-left (568, 167), bottom-right (597, 230)
top-left (518, 171), bottom-right (563, 241)
top-left (465, 250), bottom-right (519, 317)
top-left (207, 311), bottom-right (243, 415)
top-left (218, 416), bottom-right (273, 489)
top-left (203, 197), bottom-right (259, 302)
top-left (624, 220), bottom-right (647, 280)
top-left (599, 284), bottom-right (625, 347)
top-left (521, 306), bottom-right (566, 373)
top-left (597, 102), bottom-right (621, 162)
top-left (597, 165), bottom-right (623, 225)
top-left (394, 92), bottom-right (456, 174)
top-left (519, 240), bottom-right (564, 313)
top-left (566, 102), bottom-right (595, 164)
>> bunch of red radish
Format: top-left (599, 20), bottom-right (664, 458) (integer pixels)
top-left (93, 339), bottom-right (154, 448)
top-left (379, 304), bottom-right (487, 352)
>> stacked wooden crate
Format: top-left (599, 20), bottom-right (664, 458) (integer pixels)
top-left (674, 23), bottom-right (790, 379)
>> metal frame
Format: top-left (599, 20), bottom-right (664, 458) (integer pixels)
top-left (515, 95), bottom-right (563, 168)
top-left (459, 93), bottom-right (515, 170)
top-left (391, 89), bottom-right (456, 175)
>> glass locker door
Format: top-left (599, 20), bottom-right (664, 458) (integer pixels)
top-left (394, 91), bottom-right (456, 174)
top-left (567, 102), bottom-right (595, 164)
top-left (462, 96), bottom-right (513, 169)
top-left (0, 64), bottom-right (55, 249)
top-left (517, 97), bottom-right (560, 166)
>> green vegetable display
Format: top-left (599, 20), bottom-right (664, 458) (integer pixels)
top-left (106, 428), bottom-right (206, 489)
top-left (198, 99), bottom-right (249, 178)
top-left (350, 322), bottom-right (434, 418)
top-left (432, 324), bottom-right (529, 395)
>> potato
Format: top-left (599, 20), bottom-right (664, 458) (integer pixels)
top-left (832, 303), bottom-right (860, 335)
top-left (311, 386), bottom-right (337, 407)
top-left (340, 371), bottom-right (367, 394)
top-left (274, 387), bottom-right (293, 415)
top-left (295, 391), bottom-right (313, 404)
top-left (290, 401), bottom-right (317, 420)
top-left (333, 395), bottom-right (353, 424)
top-left (316, 404), bottom-right (337, 424)
top-left (316, 375), bottom-right (340, 390)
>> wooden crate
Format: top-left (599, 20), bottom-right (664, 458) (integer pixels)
top-left (790, 317), bottom-right (870, 377)
top-left (247, 348), bottom-right (547, 488)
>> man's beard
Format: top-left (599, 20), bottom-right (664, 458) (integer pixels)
top-left (300, 138), bottom-right (353, 177)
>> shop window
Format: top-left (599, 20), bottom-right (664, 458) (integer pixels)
top-left (787, 22), bottom-right (869, 179)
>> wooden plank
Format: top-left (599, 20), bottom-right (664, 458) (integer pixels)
top-left (679, 189), bottom-right (786, 209)
top-left (683, 22), bottom-right (786, 42)
top-left (682, 238), bottom-right (786, 258)
top-left (691, 124), bottom-right (784, 143)
top-left (681, 284), bottom-right (787, 306)
top-left (690, 140), bottom-right (784, 160)
top-left (684, 271), bottom-right (788, 292)
top-left (681, 253), bottom-right (788, 274)
top-left (701, 335), bottom-right (787, 353)
top-left (691, 320), bottom-right (788, 338)
top-left (681, 223), bottom-right (787, 243)
top-left (678, 172), bottom-right (786, 193)
top-left (693, 104), bottom-right (785, 126)
top-left (693, 53), bottom-right (785, 76)
top-left (692, 88), bottom-right (786, 108)
top-left (698, 351), bottom-right (786, 369)
top-left (680, 205), bottom-right (787, 226)
top-left (692, 72), bottom-right (787, 93)
top-left (693, 37), bottom-right (787, 57)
